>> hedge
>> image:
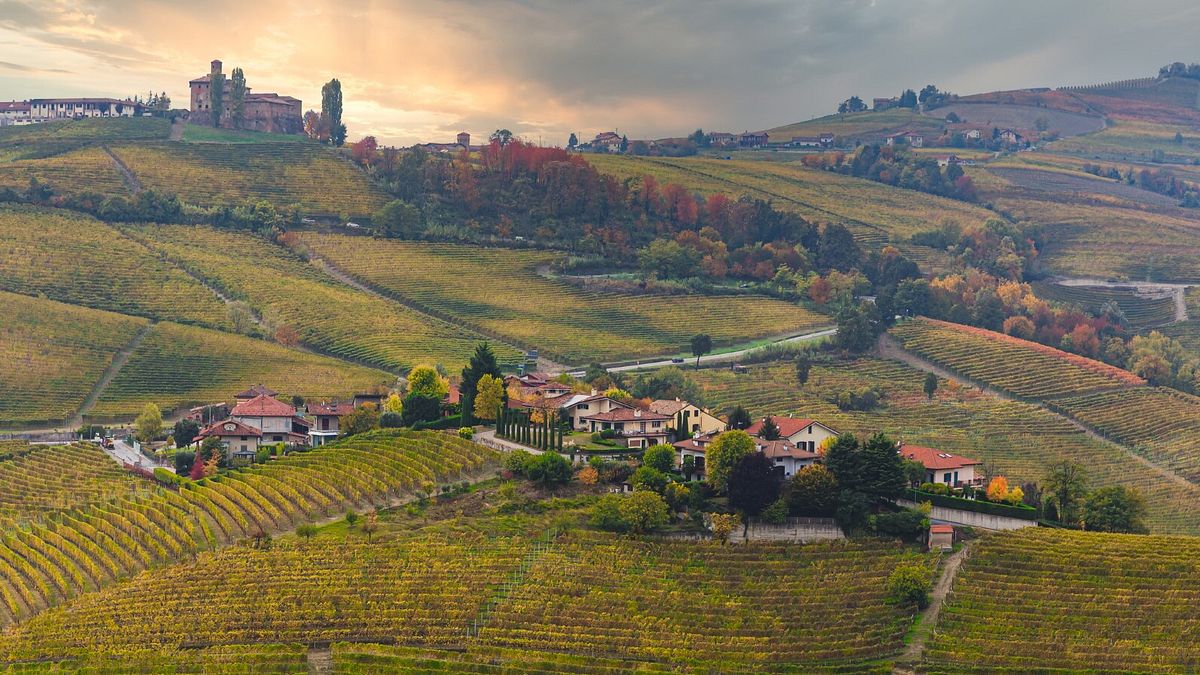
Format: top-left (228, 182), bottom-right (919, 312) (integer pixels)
top-left (412, 415), bottom-right (462, 431)
top-left (904, 488), bottom-right (1038, 521)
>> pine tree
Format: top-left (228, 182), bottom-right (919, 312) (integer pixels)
top-left (460, 343), bottom-right (502, 426)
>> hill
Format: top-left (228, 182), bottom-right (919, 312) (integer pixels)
top-left (764, 109), bottom-right (945, 143)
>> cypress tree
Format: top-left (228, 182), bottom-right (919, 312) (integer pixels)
top-left (460, 343), bottom-right (502, 427)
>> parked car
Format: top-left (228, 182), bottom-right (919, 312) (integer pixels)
top-left (345, 222), bottom-right (361, 229)
top-left (670, 357), bottom-right (685, 364)
top-left (301, 217), bottom-right (316, 224)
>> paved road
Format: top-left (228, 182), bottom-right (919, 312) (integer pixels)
top-left (566, 327), bottom-right (837, 377)
top-left (105, 438), bottom-right (174, 473)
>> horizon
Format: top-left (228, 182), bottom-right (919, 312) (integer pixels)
top-left (3, 1), bottom-right (1200, 145)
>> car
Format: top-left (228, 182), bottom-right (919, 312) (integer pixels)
top-left (345, 222), bottom-right (362, 229)
top-left (301, 217), bottom-right (316, 224)
top-left (670, 357), bottom-right (685, 364)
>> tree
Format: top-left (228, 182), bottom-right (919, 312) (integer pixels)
top-left (1083, 486), bottom-right (1148, 534)
top-left (705, 430), bottom-right (756, 493)
top-left (383, 393), bottom-right (404, 415)
top-left (857, 432), bottom-right (906, 503)
top-left (795, 355), bottom-right (811, 386)
top-left (817, 223), bottom-right (862, 272)
top-left (759, 416), bottom-right (781, 441)
top-left (785, 464), bottom-right (838, 516)
top-left (1043, 461), bottom-right (1088, 526)
top-left (887, 565), bottom-right (931, 609)
top-left (374, 199), bottom-right (422, 239)
top-left (918, 84), bottom-right (940, 105)
top-left (320, 78), bottom-right (345, 146)
top-left (303, 110), bottom-right (322, 140)
top-left (135, 403), bottom-right (163, 444)
top-left (360, 512), bottom-right (378, 542)
top-left (407, 365), bottom-right (449, 398)
top-left (923, 372), bottom-right (938, 400)
top-left (727, 452), bottom-right (781, 520)
top-left (902, 459), bottom-right (926, 487)
top-left (567, 132), bottom-right (578, 149)
top-left (525, 452), bottom-right (572, 486)
top-left (823, 433), bottom-right (861, 490)
top-left (174, 450), bottom-right (195, 475)
top-left (690, 333), bottom-right (713, 368)
top-left (986, 476), bottom-right (1010, 501)
top-left (400, 394), bottom-right (441, 426)
top-left (345, 510), bottom-right (359, 529)
top-left (209, 69), bottom-right (225, 127)
top-left (643, 444), bottom-right (675, 472)
top-left (838, 96), bottom-right (866, 114)
top-left (490, 129), bottom-right (513, 146)
top-left (898, 88), bottom-right (918, 108)
top-left (836, 301), bottom-right (883, 353)
top-left (709, 512), bottom-right (741, 543)
top-left (631, 465), bottom-right (669, 493)
top-left (726, 405), bottom-right (752, 430)
top-left (296, 523), bottom-right (317, 541)
top-left (340, 405), bottom-right (380, 437)
top-left (229, 67), bottom-right (247, 129)
top-left (473, 374), bottom-right (504, 421)
top-left (172, 418), bottom-right (200, 448)
top-left (461, 343), bottom-right (502, 426)
top-left (591, 492), bottom-right (669, 533)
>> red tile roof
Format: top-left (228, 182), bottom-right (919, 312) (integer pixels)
top-left (899, 444), bottom-right (981, 470)
top-left (197, 419), bottom-right (261, 438)
top-left (0, 101), bottom-right (29, 112)
top-left (581, 408), bottom-right (670, 423)
top-left (648, 399), bottom-right (690, 416)
top-left (231, 394), bottom-right (296, 418)
top-left (758, 439), bottom-right (819, 461)
top-left (930, 524), bottom-right (954, 534)
top-left (236, 384), bottom-right (278, 399)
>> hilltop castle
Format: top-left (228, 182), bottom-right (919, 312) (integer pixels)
top-left (189, 60), bottom-right (302, 135)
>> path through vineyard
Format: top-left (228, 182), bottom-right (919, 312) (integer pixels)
top-left (892, 545), bottom-right (970, 674)
top-left (67, 323), bottom-right (154, 429)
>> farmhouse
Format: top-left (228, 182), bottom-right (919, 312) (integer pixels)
top-left (580, 407), bottom-right (671, 449)
top-left (0, 101), bottom-right (30, 125)
top-left (648, 398), bottom-right (727, 436)
top-left (885, 130), bottom-right (925, 148)
top-left (900, 444), bottom-right (982, 487)
top-left (788, 133), bottom-right (835, 148)
top-left (592, 131), bottom-right (624, 152)
top-left (235, 384), bottom-right (278, 403)
top-left (194, 419), bottom-right (263, 462)
top-left (306, 401), bottom-right (355, 446)
top-left (230, 394), bottom-right (311, 446)
top-left (740, 131), bottom-right (769, 148)
top-left (999, 128), bottom-right (1023, 144)
top-left (708, 132), bottom-right (738, 147)
top-left (746, 417), bottom-right (838, 452)
top-left (189, 59), bottom-right (303, 134)
top-left (29, 98), bottom-right (142, 120)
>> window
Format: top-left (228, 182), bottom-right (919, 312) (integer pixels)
top-left (943, 472), bottom-right (952, 484)
top-left (321, 418), bottom-right (330, 431)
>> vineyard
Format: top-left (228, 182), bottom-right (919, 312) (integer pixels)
top-left (0, 291), bottom-right (147, 427)
top-left (0, 443), bottom-right (147, 529)
top-left (1032, 282), bottom-right (1178, 328)
top-left (889, 318), bottom-right (1145, 399)
top-left (686, 357), bottom-right (1200, 535)
top-left (126, 224), bottom-right (522, 372)
top-left (0, 206), bottom-right (231, 329)
top-left (89, 321), bottom-right (392, 420)
top-left (924, 528), bottom-right (1200, 672)
top-left (0, 118), bottom-right (169, 149)
top-left (1053, 387), bottom-right (1200, 485)
top-left (1049, 118), bottom-right (1200, 165)
top-left (764, 109), bottom-right (945, 142)
top-left (108, 142), bottom-right (389, 216)
top-left (2, 644), bottom-right (309, 674)
top-left (299, 234), bottom-right (831, 363)
top-left (0, 146), bottom-right (130, 197)
top-left (0, 430), bottom-right (498, 629)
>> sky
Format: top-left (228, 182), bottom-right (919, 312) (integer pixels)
top-left (2, 0), bottom-right (1200, 146)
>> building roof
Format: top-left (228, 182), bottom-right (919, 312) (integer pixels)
top-left (0, 101), bottom-right (29, 112)
top-left (672, 436), bottom-right (713, 453)
top-left (899, 444), bottom-right (981, 470)
top-left (930, 524), bottom-right (955, 534)
top-left (231, 394), bottom-right (296, 418)
top-left (236, 384), bottom-right (278, 399)
top-left (757, 439), bottom-right (819, 461)
top-left (648, 399), bottom-right (690, 416)
top-left (197, 419), bottom-right (262, 438)
top-left (581, 407), bottom-right (670, 423)
top-left (746, 417), bottom-right (836, 439)
top-left (306, 402), bottom-right (355, 416)
top-left (30, 97), bottom-right (137, 105)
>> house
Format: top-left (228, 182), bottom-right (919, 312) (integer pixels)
top-left (758, 439), bottom-right (820, 478)
top-left (673, 432), bottom-right (715, 477)
top-left (353, 392), bottom-right (385, 408)
top-left (929, 524), bottom-right (955, 551)
top-left (937, 154), bottom-right (974, 167)
top-left (885, 130), bottom-right (925, 148)
top-left (899, 444), bottom-right (981, 487)
top-left (184, 403), bottom-right (229, 425)
top-left (739, 131), bottom-right (769, 148)
top-left (999, 128), bottom-right (1022, 144)
top-left (593, 131), bottom-right (623, 152)
top-left (195, 419), bottom-right (262, 463)
top-left (29, 98), bottom-right (142, 120)
top-left (306, 402), bottom-right (355, 446)
top-left (235, 384), bottom-right (278, 403)
top-left (648, 399), bottom-right (727, 436)
top-left (580, 407), bottom-right (671, 448)
top-left (873, 97), bottom-right (899, 111)
top-left (0, 101), bottom-right (30, 126)
top-left (789, 133), bottom-right (835, 149)
top-left (948, 124), bottom-right (984, 141)
top-left (230, 394), bottom-right (311, 446)
top-left (505, 372), bottom-right (571, 399)
top-left (189, 59), bottom-right (302, 134)
top-left (745, 417), bottom-right (838, 452)
top-left (708, 132), bottom-right (737, 147)
top-left (550, 394), bottom-right (634, 431)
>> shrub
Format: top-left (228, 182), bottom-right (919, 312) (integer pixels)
top-left (502, 450), bottom-right (534, 476)
top-left (871, 508), bottom-right (929, 542)
top-left (785, 464), bottom-right (838, 516)
top-left (760, 497), bottom-right (789, 524)
top-left (153, 467), bottom-right (182, 486)
top-left (642, 444), bottom-right (675, 472)
top-left (631, 466), bottom-right (670, 494)
top-left (379, 412), bottom-right (404, 428)
top-left (887, 565), bottom-right (932, 609)
top-left (591, 491), bottom-right (670, 533)
top-left (524, 452), bottom-right (573, 486)
top-left (457, 427), bottom-right (474, 440)
top-left (919, 482), bottom-right (953, 496)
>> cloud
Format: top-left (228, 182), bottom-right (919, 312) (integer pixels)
top-left (0, 0), bottom-right (1198, 145)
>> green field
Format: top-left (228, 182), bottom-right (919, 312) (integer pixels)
top-left (0, 117), bottom-right (169, 149)
top-left (126, 224), bottom-right (522, 372)
top-left (180, 125), bottom-right (312, 144)
top-left (925, 528), bottom-right (1200, 672)
top-left (0, 206), bottom-right (232, 328)
top-left (300, 234), bottom-right (831, 364)
top-left (89, 321), bottom-right (394, 420)
top-left (687, 357), bottom-right (1200, 535)
top-left (0, 291), bottom-right (147, 427)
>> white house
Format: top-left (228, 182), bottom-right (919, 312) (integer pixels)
top-left (305, 401), bottom-right (354, 447)
top-left (542, 393), bottom-right (633, 431)
top-left (29, 98), bottom-right (142, 120)
top-left (899, 444), bottom-right (981, 487)
top-left (0, 101), bottom-right (30, 126)
top-left (672, 431), bottom-right (820, 479)
top-left (746, 417), bottom-right (838, 453)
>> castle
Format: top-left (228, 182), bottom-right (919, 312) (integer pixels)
top-left (189, 60), bottom-right (302, 135)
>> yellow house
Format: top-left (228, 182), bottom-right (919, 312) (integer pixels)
top-left (649, 399), bottom-right (727, 436)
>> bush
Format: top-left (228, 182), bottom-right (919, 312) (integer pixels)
top-left (503, 450), bottom-right (534, 475)
top-left (457, 427), bottom-right (474, 440)
top-left (760, 497), bottom-right (789, 524)
top-left (590, 492), bottom-right (670, 534)
top-left (871, 508), bottom-right (929, 542)
top-left (642, 444), bottom-right (675, 472)
top-left (832, 386), bottom-right (883, 411)
top-left (887, 565), bottom-right (932, 609)
top-left (630, 466), bottom-right (669, 494)
top-left (174, 450), bottom-right (195, 475)
top-left (599, 429), bottom-right (618, 440)
top-left (524, 452), bottom-right (573, 486)
top-left (153, 467), bottom-right (182, 486)
top-left (254, 447), bottom-right (271, 464)
top-left (380, 412), bottom-right (404, 428)
top-left (919, 482), bottom-right (953, 496)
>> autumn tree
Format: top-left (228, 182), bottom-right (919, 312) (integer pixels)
top-left (383, 393), bottom-right (404, 415)
top-left (473, 374), bottom-right (505, 421)
top-left (460, 343), bottom-right (502, 426)
top-left (340, 405), bottom-right (380, 437)
top-left (229, 67), bottom-right (247, 129)
top-left (273, 325), bottom-right (300, 347)
top-left (352, 136), bottom-right (378, 166)
top-left (406, 365), bottom-right (450, 398)
top-left (705, 430), bottom-right (756, 493)
top-left (321, 78), bottom-right (346, 146)
top-left (303, 110), bottom-right (322, 140)
top-left (135, 403), bottom-right (163, 444)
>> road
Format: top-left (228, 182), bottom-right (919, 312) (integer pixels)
top-left (1051, 277), bottom-right (1192, 323)
top-left (566, 327), bottom-right (837, 377)
top-left (105, 438), bottom-right (173, 473)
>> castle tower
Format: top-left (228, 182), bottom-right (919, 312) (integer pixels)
top-left (210, 59), bottom-right (223, 77)
top-left (457, 131), bottom-right (470, 147)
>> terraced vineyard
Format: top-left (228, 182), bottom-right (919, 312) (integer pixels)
top-left (1032, 282), bottom-right (1178, 328)
top-left (0, 430), bottom-right (498, 628)
top-left (479, 532), bottom-right (930, 668)
top-left (300, 234), bottom-right (830, 363)
top-left (0, 145), bottom-right (129, 197)
top-left (890, 318), bottom-right (1145, 399)
top-left (89, 321), bottom-right (392, 420)
top-left (0, 443), bottom-right (147, 529)
top-left (0, 291), bottom-right (147, 426)
top-left (924, 528), bottom-right (1200, 673)
top-left (127, 224), bottom-right (522, 371)
top-left (6, 644), bottom-right (309, 674)
top-left (0, 206), bottom-right (231, 328)
top-left (0, 117), bottom-right (169, 149)
top-left (687, 358), bottom-right (1200, 534)
top-left (108, 142), bottom-right (389, 216)
top-left (1053, 387), bottom-right (1200, 485)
